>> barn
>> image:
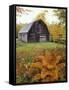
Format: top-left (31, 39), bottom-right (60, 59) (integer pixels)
top-left (18, 19), bottom-right (50, 42)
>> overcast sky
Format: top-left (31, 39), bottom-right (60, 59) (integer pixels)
top-left (16, 6), bottom-right (59, 24)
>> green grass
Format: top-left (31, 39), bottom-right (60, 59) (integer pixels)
top-left (16, 40), bottom-right (66, 63)
top-left (16, 40), bottom-right (65, 52)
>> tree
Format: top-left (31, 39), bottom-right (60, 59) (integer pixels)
top-left (54, 9), bottom-right (66, 24)
top-left (48, 23), bottom-right (65, 42)
top-left (34, 10), bottom-right (48, 23)
top-left (16, 23), bottom-right (26, 38)
top-left (16, 6), bottom-right (32, 16)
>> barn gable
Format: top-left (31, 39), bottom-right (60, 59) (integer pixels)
top-left (18, 19), bottom-right (50, 42)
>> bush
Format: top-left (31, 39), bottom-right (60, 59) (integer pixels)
top-left (16, 48), bottom-right (66, 83)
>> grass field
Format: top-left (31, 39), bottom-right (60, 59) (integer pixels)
top-left (16, 40), bottom-right (66, 63)
top-left (16, 40), bottom-right (65, 51)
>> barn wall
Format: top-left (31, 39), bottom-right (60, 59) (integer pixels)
top-left (22, 33), bottom-right (27, 42)
top-left (28, 20), bottom-right (50, 42)
top-left (18, 33), bottom-right (28, 42)
top-left (18, 33), bottom-right (22, 40)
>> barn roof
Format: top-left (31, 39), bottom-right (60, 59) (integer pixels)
top-left (18, 23), bottom-right (33, 33)
top-left (18, 19), bottom-right (49, 34)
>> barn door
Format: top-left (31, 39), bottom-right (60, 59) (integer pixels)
top-left (40, 35), bottom-right (46, 42)
top-left (38, 24), bottom-right (46, 42)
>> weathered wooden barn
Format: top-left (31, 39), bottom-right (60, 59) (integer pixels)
top-left (18, 19), bottom-right (50, 42)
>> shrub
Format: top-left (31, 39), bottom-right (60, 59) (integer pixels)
top-left (16, 48), bottom-right (66, 83)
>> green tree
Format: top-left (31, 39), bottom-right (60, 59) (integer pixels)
top-left (54, 9), bottom-right (66, 24)
top-left (16, 23), bottom-right (26, 38)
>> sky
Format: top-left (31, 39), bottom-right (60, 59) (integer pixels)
top-left (16, 6), bottom-right (60, 24)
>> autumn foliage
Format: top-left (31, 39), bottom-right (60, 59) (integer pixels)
top-left (16, 48), bottom-right (66, 83)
